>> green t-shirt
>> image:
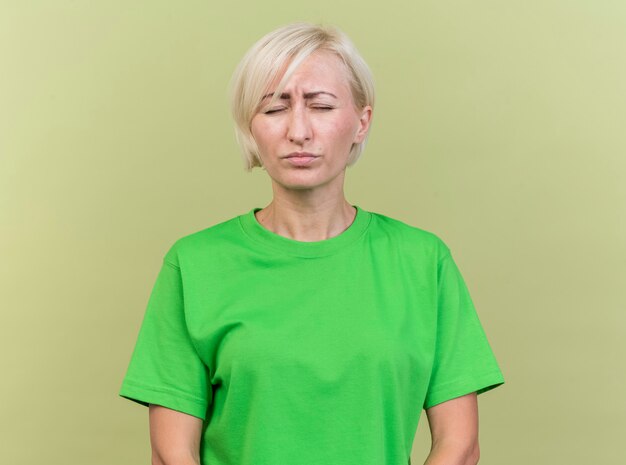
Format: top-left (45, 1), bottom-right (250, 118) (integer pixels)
top-left (119, 205), bottom-right (504, 465)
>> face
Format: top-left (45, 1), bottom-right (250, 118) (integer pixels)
top-left (250, 50), bottom-right (372, 193)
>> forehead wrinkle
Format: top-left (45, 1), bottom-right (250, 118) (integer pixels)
top-left (259, 51), bottom-right (353, 111)
top-left (261, 91), bottom-right (338, 102)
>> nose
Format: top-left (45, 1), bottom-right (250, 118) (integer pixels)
top-left (286, 104), bottom-right (312, 144)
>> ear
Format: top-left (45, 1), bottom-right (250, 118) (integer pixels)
top-left (353, 105), bottom-right (373, 143)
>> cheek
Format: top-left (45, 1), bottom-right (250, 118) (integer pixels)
top-left (320, 117), bottom-right (357, 146)
top-left (250, 121), bottom-right (277, 152)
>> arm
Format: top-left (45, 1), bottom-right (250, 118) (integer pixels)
top-left (422, 392), bottom-right (480, 465)
top-left (149, 404), bottom-right (204, 465)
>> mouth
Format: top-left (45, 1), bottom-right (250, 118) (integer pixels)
top-left (284, 152), bottom-right (318, 159)
top-left (283, 152), bottom-right (319, 166)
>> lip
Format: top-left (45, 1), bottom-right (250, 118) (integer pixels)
top-left (283, 152), bottom-right (319, 167)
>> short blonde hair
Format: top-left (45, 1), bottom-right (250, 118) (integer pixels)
top-left (228, 22), bottom-right (376, 171)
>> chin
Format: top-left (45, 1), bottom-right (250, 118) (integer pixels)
top-left (278, 180), bottom-right (324, 191)
top-left (279, 172), bottom-right (345, 192)
top-left (271, 172), bottom-right (323, 190)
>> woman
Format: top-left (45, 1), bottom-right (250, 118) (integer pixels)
top-left (119, 22), bottom-right (504, 465)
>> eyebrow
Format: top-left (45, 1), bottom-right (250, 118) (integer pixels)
top-left (261, 91), bottom-right (338, 101)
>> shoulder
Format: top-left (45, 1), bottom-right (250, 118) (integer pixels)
top-left (367, 209), bottom-right (452, 262)
top-left (162, 213), bottom-right (244, 267)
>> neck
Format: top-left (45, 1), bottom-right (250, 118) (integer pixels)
top-left (254, 196), bottom-right (357, 242)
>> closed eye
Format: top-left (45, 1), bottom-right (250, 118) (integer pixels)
top-left (264, 106), bottom-right (334, 114)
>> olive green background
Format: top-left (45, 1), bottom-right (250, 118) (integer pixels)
top-left (2, 1), bottom-right (624, 464)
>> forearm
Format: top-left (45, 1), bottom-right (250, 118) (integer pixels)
top-left (423, 441), bottom-right (480, 465)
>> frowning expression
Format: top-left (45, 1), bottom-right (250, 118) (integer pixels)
top-left (250, 50), bottom-right (372, 192)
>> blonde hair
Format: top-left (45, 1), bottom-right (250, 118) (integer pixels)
top-left (228, 22), bottom-right (375, 171)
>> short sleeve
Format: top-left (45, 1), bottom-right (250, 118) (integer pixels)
top-left (423, 247), bottom-right (505, 410)
top-left (118, 249), bottom-right (211, 420)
